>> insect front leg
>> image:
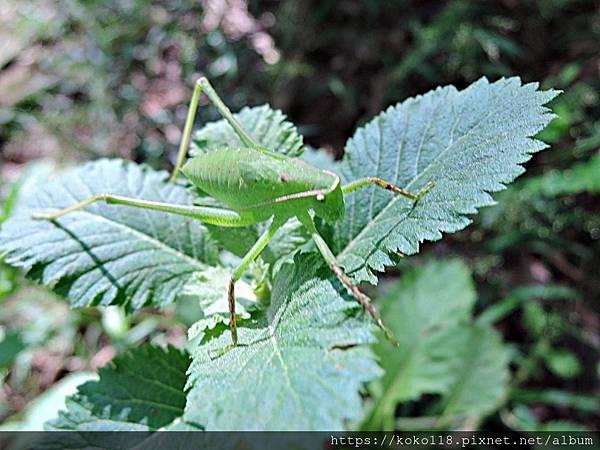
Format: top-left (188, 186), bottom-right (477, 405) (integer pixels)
top-left (342, 177), bottom-right (434, 201)
top-left (170, 78), bottom-right (204, 182)
top-left (170, 78), bottom-right (288, 182)
top-left (170, 77), bottom-right (268, 182)
top-left (32, 193), bottom-right (253, 227)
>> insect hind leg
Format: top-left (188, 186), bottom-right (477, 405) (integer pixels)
top-left (329, 260), bottom-right (398, 345)
top-left (297, 212), bottom-right (399, 346)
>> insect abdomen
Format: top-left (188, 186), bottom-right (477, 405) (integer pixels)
top-left (182, 147), bottom-right (343, 222)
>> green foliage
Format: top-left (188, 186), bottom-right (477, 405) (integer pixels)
top-left (1, 0), bottom-right (597, 433)
top-left (48, 345), bottom-right (190, 431)
top-left (545, 350), bottom-right (582, 379)
top-left (0, 330), bottom-right (24, 369)
top-left (0, 175), bottom-right (22, 301)
top-left (0, 78), bottom-right (559, 431)
top-left (477, 284), bottom-right (576, 326)
top-left (521, 296), bottom-right (584, 382)
top-left (0, 160), bottom-right (218, 310)
top-left (0, 0), bottom-right (209, 164)
top-left (185, 253), bottom-right (381, 430)
top-left (480, 283), bottom-right (596, 429)
top-left (191, 104), bottom-right (304, 157)
top-left (506, 404), bottom-right (590, 433)
top-left (333, 78), bottom-right (558, 284)
top-left (364, 260), bottom-right (509, 430)
top-left (511, 389), bottom-right (599, 414)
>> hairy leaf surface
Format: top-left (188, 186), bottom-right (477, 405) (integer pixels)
top-left (0, 159), bottom-right (219, 309)
top-left (334, 77), bottom-right (559, 283)
top-left (185, 253), bottom-right (381, 430)
top-left (190, 104), bottom-right (303, 157)
top-left (364, 260), bottom-right (509, 430)
top-left (47, 345), bottom-right (190, 431)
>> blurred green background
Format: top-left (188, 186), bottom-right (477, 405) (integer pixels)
top-left (0, 0), bottom-right (598, 432)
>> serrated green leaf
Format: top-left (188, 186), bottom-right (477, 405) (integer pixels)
top-left (190, 104), bottom-right (304, 157)
top-left (364, 259), bottom-right (509, 430)
top-left (184, 253), bottom-right (381, 431)
top-left (333, 77), bottom-right (559, 283)
top-left (439, 325), bottom-right (509, 420)
top-left (47, 345), bottom-right (190, 431)
top-left (1, 163), bottom-right (59, 302)
top-left (0, 159), bottom-right (219, 310)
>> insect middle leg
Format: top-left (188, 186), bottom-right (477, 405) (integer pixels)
top-left (226, 216), bottom-right (284, 346)
top-left (342, 177), bottom-right (434, 200)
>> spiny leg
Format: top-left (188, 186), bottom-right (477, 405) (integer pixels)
top-left (297, 212), bottom-right (399, 346)
top-left (342, 177), bottom-right (434, 200)
top-left (226, 216), bottom-right (285, 346)
top-left (31, 193), bottom-right (254, 227)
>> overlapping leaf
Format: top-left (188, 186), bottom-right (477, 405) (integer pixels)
top-left (184, 253), bottom-right (381, 431)
top-left (364, 260), bottom-right (509, 430)
top-left (0, 159), bottom-right (219, 310)
top-left (439, 326), bottom-right (509, 420)
top-left (333, 77), bottom-right (559, 283)
top-left (47, 345), bottom-right (190, 431)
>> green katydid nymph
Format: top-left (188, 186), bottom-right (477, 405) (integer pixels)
top-left (32, 78), bottom-right (432, 349)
